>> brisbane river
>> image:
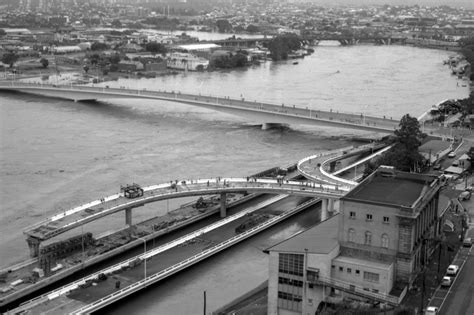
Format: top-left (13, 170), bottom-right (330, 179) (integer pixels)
top-left (0, 41), bottom-right (469, 313)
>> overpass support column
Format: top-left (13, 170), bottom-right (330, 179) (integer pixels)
top-left (220, 192), bottom-right (227, 218)
top-left (125, 208), bottom-right (132, 226)
top-left (328, 198), bottom-right (334, 213)
top-left (321, 199), bottom-right (328, 221)
top-left (26, 236), bottom-right (41, 258)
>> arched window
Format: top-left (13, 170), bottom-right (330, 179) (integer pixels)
top-left (364, 231), bottom-right (372, 245)
top-left (348, 228), bottom-right (355, 243)
top-left (381, 234), bottom-right (389, 248)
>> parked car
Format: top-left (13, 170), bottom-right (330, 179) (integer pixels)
top-left (458, 191), bottom-right (471, 201)
top-left (463, 237), bottom-right (472, 247)
top-left (448, 151), bottom-right (456, 158)
top-left (425, 306), bottom-right (439, 315)
top-left (446, 264), bottom-right (459, 276)
top-left (433, 164), bottom-right (442, 170)
top-left (441, 276), bottom-right (452, 287)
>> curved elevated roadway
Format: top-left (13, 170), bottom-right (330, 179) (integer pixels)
top-left (24, 177), bottom-right (350, 243)
top-left (297, 143), bottom-right (390, 186)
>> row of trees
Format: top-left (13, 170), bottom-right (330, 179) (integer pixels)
top-left (215, 19), bottom-right (260, 33)
top-left (212, 51), bottom-right (249, 69)
top-left (459, 36), bottom-right (474, 81)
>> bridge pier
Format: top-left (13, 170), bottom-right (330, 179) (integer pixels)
top-left (328, 198), bottom-right (334, 213)
top-left (26, 236), bottom-right (41, 258)
top-left (220, 192), bottom-right (227, 218)
top-left (321, 198), bottom-right (328, 221)
top-left (125, 208), bottom-right (132, 226)
top-left (261, 123), bottom-right (287, 130)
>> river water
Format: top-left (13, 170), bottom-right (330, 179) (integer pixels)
top-left (0, 42), bottom-right (469, 313)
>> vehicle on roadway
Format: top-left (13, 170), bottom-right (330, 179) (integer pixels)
top-left (463, 237), bottom-right (472, 247)
top-left (458, 191), bottom-right (471, 201)
top-left (425, 306), bottom-right (439, 315)
top-left (441, 276), bottom-right (452, 287)
top-left (446, 264), bottom-right (459, 276)
top-left (448, 151), bottom-right (456, 158)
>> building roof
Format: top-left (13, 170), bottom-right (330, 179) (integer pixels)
top-left (266, 214), bottom-right (339, 254)
top-left (177, 43), bottom-right (221, 51)
top-left (344, 167), bottom-right (437, 207)
top-left (333, 255), bottom-right (393, 270)
top-left (418, 140), bottom-right (451, 154)
top-left (444, 166), bottom-right (464, 175)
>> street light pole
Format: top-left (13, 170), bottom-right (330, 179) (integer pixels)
top-left (133, 236), bottom-right (147, 281)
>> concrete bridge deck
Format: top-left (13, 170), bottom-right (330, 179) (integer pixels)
top-left (24, 177), bottom-right (349, 243)
top-left (0, 81), bottom-right (401, 133)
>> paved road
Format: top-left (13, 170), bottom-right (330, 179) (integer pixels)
top-left (438, 233), bottom-right (474, 315)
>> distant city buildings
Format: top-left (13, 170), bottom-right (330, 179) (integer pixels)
top-left (266, 166), bottom-right (446, 314)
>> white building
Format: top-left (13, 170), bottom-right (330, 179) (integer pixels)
top-left (167, 52), bottom-right (209, 71)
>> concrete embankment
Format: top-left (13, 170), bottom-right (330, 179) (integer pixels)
top-left (0, 193), bottom-right (257, 310)
top-left (8, 195), bottom-right (319, 314)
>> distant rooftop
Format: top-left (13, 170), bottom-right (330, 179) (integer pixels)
top-left (266, 214), bottom-right (339, 254)
top-left (418, 140), bottom-right (451, 154)
top-left (344, 166), bottom-right (437, 207)
top-left (177, 43), bottom-right (221, 51)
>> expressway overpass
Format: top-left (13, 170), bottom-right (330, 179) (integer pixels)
top-left (23, 177), bottom-right (350, 257)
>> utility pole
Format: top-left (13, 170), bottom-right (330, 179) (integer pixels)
top-left (203, 291), bottom-right (206, 315)
top-left (420, 267), bottom-right (426, 315)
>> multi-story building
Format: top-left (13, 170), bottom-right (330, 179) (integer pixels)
top-left (167, 52), bottom-right (209, 71)
top-left (267, 166), bottom-right (445, 315)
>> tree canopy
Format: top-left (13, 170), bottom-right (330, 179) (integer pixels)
top-left (91, 42), bottom-right (108, 51)
top-left (364, 114), bottom-right (426, 175)
top-left (216, 19), bottom-right (233, 33)
top-left (145, 42), bottom-right (167, 55)
top-left (40, 58), bottom-right (49, 68)
top-left (266, 34), bottom-right (302, 61)
top-left (468, 147), bottom-right (474, 172)
top-left (246, 25), bottom-right (260, 33)
top-left (111, 19), bottom-right (122, 28)
top-left (213, 51), bottom-right (249, 69)
top-left (1, 52), bottom-right (19, 68)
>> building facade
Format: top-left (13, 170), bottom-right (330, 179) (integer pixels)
top-left (267, 166), bottom-right (443, 314)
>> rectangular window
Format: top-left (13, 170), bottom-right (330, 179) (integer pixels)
top-left (278, 291), bottom-right (303, 312)
top-left (355, 270), bottom-right (360, 275)
top-left (383, 216), bottom-right (390, 223)
top-left (366, 214), bottom-right (373, 221)
top-left (331, 265), bottom-right (335, 269)
top-left (278, 277), bottom-right (303, 287)
top-left (339, 266), bottom-right (343, 272)
top-left (278, 253), bottom-right (304, 276)
top-left (349, 211), bottom-right (356, 219)
top-left (347, 268), bottom-right (352, 273)
top-left (363, 271), bottom-right (380, 283)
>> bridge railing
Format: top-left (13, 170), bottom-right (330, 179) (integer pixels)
top-left (24, 177), bottom-right (347, 238)
top-left (297, 146), bottom-right (355, 185)
top-left (0, 81), bottom-right (397, 123)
